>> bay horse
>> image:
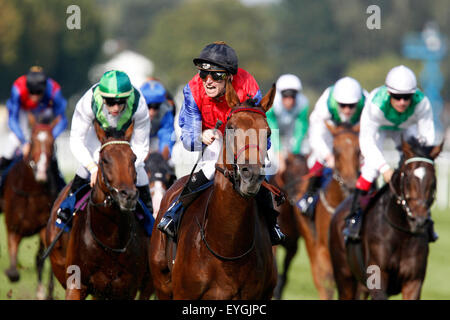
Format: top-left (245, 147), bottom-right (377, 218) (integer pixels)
top-left (299, 122), bottom-right (360, 299)
top-left (271, 153), bottom-right (309, 300)
top-left (150, 82), bottom-right (278, 299)
top-left (2, 113), bottom-right (61, 299)
top-left (45, 121), bottom-right (153, 300)
top-left (144, 152), bottom-right (176, 218)
top-left (329, 137), bottom-right (443, 299)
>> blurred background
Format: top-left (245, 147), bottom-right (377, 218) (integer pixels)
top-left (0, 0), bottom-right (449, 299)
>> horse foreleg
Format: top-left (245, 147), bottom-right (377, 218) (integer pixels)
top-left (5, 231), bottom-right (22, 282)
top-left (401, 280), bottom-right (423, 300)
top-left (47, 266), bottom-right (55, 300)
top-left (315, 244), bottom-right (336, 300)
top-left (66, 287), bottom-right (87, 300)
top-left (36, 235), bottom-right (46, 300)
top-left (273, 237), bottom-right (299, 300)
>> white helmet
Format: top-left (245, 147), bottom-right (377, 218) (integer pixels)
top-left (333, 77), bottom-right (362, 104)
top-left (385, 65), bottom-right (417, 94)
top-left (276, 74), bottom-right (302, 92)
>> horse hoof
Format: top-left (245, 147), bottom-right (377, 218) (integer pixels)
top-left (36, 284), bottom-right (46, 300)
top-left (5, 268), bottom-right (20, 282)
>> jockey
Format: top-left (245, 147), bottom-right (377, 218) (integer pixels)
top-left (0, 66), bottom-right (67, 191)
top-left (298, 77), bottom-right (368, 217)
top-left (156, 41), bottom-right (285, 245)
top-left (140, 78), bottom-right (176, 162)
top-left (344, 65), bottom-right (440, 242)
top-left (56, 70), bottom-right (152, 230)
top-left (267, 74), bottom-right (310, 173)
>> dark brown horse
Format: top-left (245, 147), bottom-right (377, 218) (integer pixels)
top-left (3, 113), bottom-right (61, 299)
top-left (144, 151), bottom-right (176, 218)
top-left (45, 121), bottom-right (153, 300)
top-left (296, 122), bottom-right (360, 299)
top-left (150, 82), bottom-right (278, 299)
top-left (329, 138), bottom-right (443, 300)
top-left (271, 153), bottom-right (309, 300)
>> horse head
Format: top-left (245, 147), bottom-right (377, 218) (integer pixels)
top-left (93, 120), bottom-right (138, 212)
top-left (390, 137), bottom-right (443, 232)
top-left (220, 80), bottom-right (276, 197)
top-left (325, 121), bottom-right (360, 191)
top-left (27, 113), bottom-right (60, 183)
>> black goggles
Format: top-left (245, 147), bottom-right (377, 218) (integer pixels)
top-left (390, 93), bottom-right (413, 101)
top-left (104, 97), bottom-right (127, 106)
top-left (338, 103), bottom-right (357, 109)
top-left (147, 102), bottom-right (161, 110)
top-left (199, 70), bottom-right (228, 81)
top-left (29, 88), bottom-right (44, 95)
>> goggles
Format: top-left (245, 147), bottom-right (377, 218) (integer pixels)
top-left (390, 93), bottom-right (413, 101)
top-left (104, 97), bottom-right (127, 107)
top-left (338, 103), bottom-right (357, 109)
top-left (199, 70), bottom-right (228, 81)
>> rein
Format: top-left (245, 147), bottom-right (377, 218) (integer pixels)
top-left (195, 187), bottom-right (256, 261)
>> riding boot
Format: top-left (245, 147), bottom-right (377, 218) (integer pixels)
top-left (56, 175), bottom-right (90, 231)
top-left (50, 155), bottom-right (66, 193)
top-left (0, 157), bottom-right (13, 193)
top-left (256, 185), bottom-right (286, 246)
top-left (428, 219), bottom-right (439, 242)
top-left (297, 175), bottom-right (322, 218)
top-left (157, 170), bottom-right (210, 239)
top-left (343, 188), bottom-right (366, 242)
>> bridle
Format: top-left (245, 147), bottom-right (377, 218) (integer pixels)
top-left (215, 106), bottom-right (267, 192)
top-left (386, 156), bottom-right (435, 234)
top-left (87, 139), bottom-right (136, 253)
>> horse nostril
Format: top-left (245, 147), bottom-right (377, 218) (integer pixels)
top-left (120, 189), bottom-right (137, 200)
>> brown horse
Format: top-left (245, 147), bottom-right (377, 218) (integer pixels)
top-left (45, 121), bottom-right (153, 300)
top-left (3, 113), bottom-right (61, 299)
top-left (150, 82), bottom-right (278, 299)
top-left (144, 151), bottom-right (176, 218)
top-left (329, 138), bottom-right (443, 300)
top-left (271, 153), bottom-right (309, 300)
top-left (297, 122), bottom-right (360, 299)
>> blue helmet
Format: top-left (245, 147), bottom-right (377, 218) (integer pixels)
top-left (140, 80), bottom-right (166, 106)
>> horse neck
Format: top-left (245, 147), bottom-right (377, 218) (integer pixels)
top-left (205, 170), bottom-right (257, 249)
top-left (90, 184), bottom-right (128, 228)
top-left (325, 177), bottom-right (346, 206)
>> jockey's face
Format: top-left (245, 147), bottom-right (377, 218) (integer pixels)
top-left (338, 103), bottom-right (357, 120)
top-left (29, 93), bottom-right (44, 103)
top-left (201, 74), bottom-right (227, 98)
top-left (390, 93), bottom-right (412, 113)
top-left (282, 96), bottom-right (296, 111)
top-left (104, 98), bottom-right (127, 116)
top-left (148, 108), bottom-right (158, 121)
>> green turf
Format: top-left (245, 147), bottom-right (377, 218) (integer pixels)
top-left (0, 207), bottom-right (449, 300)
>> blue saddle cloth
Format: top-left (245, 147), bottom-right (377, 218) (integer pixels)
top-left (296, 167), bottom-right (334, 212)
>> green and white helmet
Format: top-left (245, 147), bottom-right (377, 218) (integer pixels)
top-left (98, 70), bottom-right (133, 98)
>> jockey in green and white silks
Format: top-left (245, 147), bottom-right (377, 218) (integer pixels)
top-left (297, 77), bottom-right (367, 217)
top-left (345, 65), bottom-right (440, 242)
top-left (56, 70), bottom-right (153, 233)
top-left (267, 74), bottom-right (310, 156)
top-left (308, 77), bottom-right (368, 172)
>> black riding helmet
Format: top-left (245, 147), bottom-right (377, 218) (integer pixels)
top-left (26, 66), bottom-right (47, 94)
top-left (193, 41), bottom-right (238, 75)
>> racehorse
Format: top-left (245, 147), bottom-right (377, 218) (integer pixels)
top-left (45, 121), bottom-right (153, 300)
top-left (329, 137), bottom-right (443, 299)
top-left (297, 122), bottom-right (360, 300)
top-left (144, 152), bottom-right (176, 218)
top-left (3, 113), bottom-right (61, 299)
top-left (271, 153), bottom-right (309, 300)
top-left (150, 81), bottom-right (278, 299)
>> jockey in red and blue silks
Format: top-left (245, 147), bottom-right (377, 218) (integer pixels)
top-left (0, 66), bottom-right (67, 191)
top-left (157, 41), bottom-right (284, 245)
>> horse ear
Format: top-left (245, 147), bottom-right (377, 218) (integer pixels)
top-left (401, 137), bottom-right (415, 159)
top-left (430, 140), bottom-right (444, 159)
top-left (94, 120), bottom-right (107, 144)
top-left (352, 122), bottom-right (360, 133)
top-left (324, 120), bottom-right (337, 136)
top-left (28, 113), bottom-right (36, 129)
top-left (260, 83), bottom-right (276, 112)
top-left (225, 78), bottom-right (240, 108)
top-left (50, 115), bottom-right (61, 130)
top-left (124, 121), bottom-right (134, 141)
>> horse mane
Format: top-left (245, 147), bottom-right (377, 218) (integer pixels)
top-left (232, 97), bottom-right (261, 110)
top-left (104, 127), bottom-right (127, 140)
top-left (404, 136), bottom-right (434, 159)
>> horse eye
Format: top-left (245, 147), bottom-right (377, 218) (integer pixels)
top-left (102, 157), bottom-right (110, 165)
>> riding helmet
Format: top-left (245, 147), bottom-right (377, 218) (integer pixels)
top-left (99, 70), bottom-right (133, 98)
top-left (26, 66), bottom-right (47, 94)
top-left (385, 65), bottom-right (417, 94)
top-left (193, 41), bottom-right (238, 75)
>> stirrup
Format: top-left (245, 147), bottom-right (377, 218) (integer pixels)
top-left (343, 215), bottom-right (361, 242)
top-left (270, 224), bottom-right (285, 246)
top-left (157, 200), bottom-right (183, 238)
